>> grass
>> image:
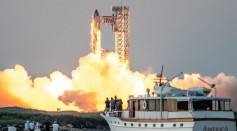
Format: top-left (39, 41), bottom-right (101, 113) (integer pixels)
top-left (0, 107), bottom-right (108, 129)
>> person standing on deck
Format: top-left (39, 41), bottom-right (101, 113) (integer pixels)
top-left (110, 97), bottom-right (116, 112)
top-left (115, 99), bottom-right (122, 117)
top-left (105, 97), bottom-right (110, 113)
top-left (114, 95), bottom-right (118, 104)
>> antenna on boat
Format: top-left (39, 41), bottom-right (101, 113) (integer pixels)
top-left (167, 72), bottom-right (183, 83)
top-left (154, 65), bottom-right (164, 86)
top-left (197, 77), bottom-right (217, 96)
top-left (159, 65), bottom-right (164, 86)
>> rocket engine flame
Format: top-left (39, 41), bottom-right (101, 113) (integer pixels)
top-left (1, 54), bottom-right (237, 111)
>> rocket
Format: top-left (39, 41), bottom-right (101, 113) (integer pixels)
top-left (91, 9), bottom-right (101, 54)
top-left (93, 9), bottom-right (100, 30)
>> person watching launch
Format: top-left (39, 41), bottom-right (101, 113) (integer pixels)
top-left (52, 121), bottom-right (59, 131)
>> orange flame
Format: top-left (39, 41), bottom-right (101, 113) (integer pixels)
top-left (1, 53), bottom-right (237, 111)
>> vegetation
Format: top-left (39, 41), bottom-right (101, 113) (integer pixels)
top-left (1, 107), bottom-right (236, 129)
top-left (0, 107), bottom-right (109, 129)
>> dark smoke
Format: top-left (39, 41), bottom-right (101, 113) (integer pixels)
top-left (58, 90), bottom-right (99, 111)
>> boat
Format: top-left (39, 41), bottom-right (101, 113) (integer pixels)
top-left (101, 73), bottom-right (236, 131)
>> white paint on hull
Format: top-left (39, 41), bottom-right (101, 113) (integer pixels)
top-left (101, 114), bottom-right (236, 131)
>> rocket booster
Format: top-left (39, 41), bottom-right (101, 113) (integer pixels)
top-left (93, 9), bottom-right (100, 30)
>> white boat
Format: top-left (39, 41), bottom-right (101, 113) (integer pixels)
top-left (101, 75), bottom-right (236, 131)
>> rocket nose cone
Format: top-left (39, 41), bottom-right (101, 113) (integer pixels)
top-left (94, 9), bottom-right (99, 17)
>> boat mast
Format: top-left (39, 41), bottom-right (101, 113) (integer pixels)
top-left (160, 84), bottom-right (164, 119)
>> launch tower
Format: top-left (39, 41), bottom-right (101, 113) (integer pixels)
top-left (91, 6), bottom-right (130, 69)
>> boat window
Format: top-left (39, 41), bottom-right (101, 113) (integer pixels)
top-left (155, 99), bottom-right (167, 111)
top-left (149, 99), bottom-right (155, 111)
top-left (155, 100), bottom-right (160, 111)
top-left (212, 100), bottom-right (218, 110)
top-left (163, 99), bottom-right (168, 111)
top-left (167, 99), bottom-right (177, 112)
top-left (220, 100), bottom-right (225, 110)
top-left (212, 100), bottom-right (231, 111)
top-left (145, 124), bottom-right (147, 127)
top-left (135, 100), bottom-right (140, 111)
top-left (193, 100), bottom-right (212, 111)
top-left (177, 101), bottom-right (188, 111)
top-left (153, 124), bottom-right (156, 127)
top-left (138, 99), bottom-right (168, 111)
top-left (129, 99), bottom-right (133, 110)
top-left (225, 100), bottom-right (231, 110)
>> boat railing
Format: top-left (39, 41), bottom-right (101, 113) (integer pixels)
top-left (105, 110), bottom-right (127, 117)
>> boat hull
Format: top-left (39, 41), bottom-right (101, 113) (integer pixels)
top-left (101, 114), bottom-right (236, 131)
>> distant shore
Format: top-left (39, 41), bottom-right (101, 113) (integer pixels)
top-left (0, 107), bottom-right (109, 130)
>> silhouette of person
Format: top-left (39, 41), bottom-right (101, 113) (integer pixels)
top-left (110, 97), bottom-right (116, 112)
top-left (44, 120), bottom-right (50, 131)
top-left (115, 99), bottom-right (123, 117)
top-left (105, 97), bottom-right (110, 113)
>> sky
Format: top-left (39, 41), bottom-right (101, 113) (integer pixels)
top-left (0, 0), bottom-right (237, 111)
top-left (0, 0), bottom-right (237, 78)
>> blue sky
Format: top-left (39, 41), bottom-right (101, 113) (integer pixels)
top-left (0, 0), bottom-right (237, 78)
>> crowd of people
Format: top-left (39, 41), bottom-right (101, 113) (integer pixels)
top-left (24, 120), bottom-right (59, 131)
top-left (104, 95), bottom-right (123, 117)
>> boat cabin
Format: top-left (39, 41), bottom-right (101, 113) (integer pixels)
top-left (128, 96), bottom-right (232, 118)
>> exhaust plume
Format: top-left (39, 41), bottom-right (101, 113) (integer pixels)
top-left (171, 73), bottom-right (237, 110)
top-left (0, 65), bottom-right (31, 108)
top-left (58, 90), bottom-right (98, 112)
top-left (1, 53), bottom-right (237, 111)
